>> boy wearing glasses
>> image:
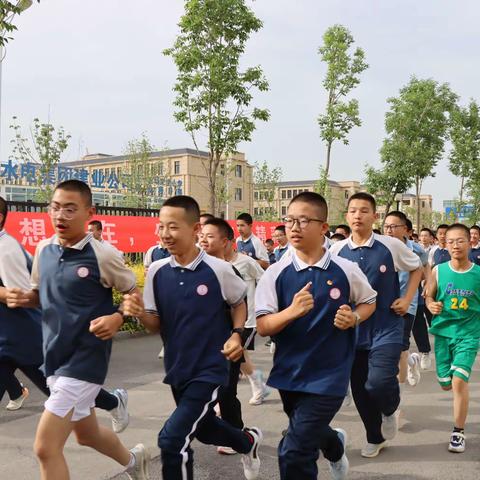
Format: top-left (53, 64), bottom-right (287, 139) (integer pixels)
top-left (426, 223), bottom-right (480, 453)
top-left (330, 193), bottom-right (422, 459)
top-left (6, 180), bottom-right (149, 480)
top-left (236, 213), bottom-right (270, 269)
top-left (256, 192), bottom-right (377, 480)
top-left (273, 225), bottom-right (289, 262)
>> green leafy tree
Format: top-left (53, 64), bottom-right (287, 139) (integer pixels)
top-left (449, 100), bottom-right (480, 220)
top-left (164, 0), bottom-right (269, 215)
top-left (120, 134), bottom-right (170, 209)
top-left (9, 116), bottom-right (70, 201)
top-left (317, 24), bottom-right (368, 193)
top-left (0, 0), bottom-right (38, 49)
top-left (383, 77), bottom-right (457, 230)
top-left (253, 160), bottom-right (282, 221)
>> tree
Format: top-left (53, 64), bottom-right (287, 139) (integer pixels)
top-left (120, 134), bottom-right (171, 209)
top-left (9, 116), bottom-right (70, 201)
top-left (383, 77), bottom-right (457, 230)
top-left (317, 24), bottom-right (368, 193)
top-left (164, 0), bottom-right (269, 215)
top-left (253, 160), bottom-right (282, 221)
top-left (0, 0), bottom-right (39, 49)
top-left (449, 100), bottom-right (480, 219)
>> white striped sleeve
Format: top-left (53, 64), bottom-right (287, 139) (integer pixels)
top-left (255, 264), bottom-right (280, 317)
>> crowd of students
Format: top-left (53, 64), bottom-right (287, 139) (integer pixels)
top-left (0, 179), bottom-right (479, 480)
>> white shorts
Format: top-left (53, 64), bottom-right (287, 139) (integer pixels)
top-left (45, 376), bottom-right (102, 422)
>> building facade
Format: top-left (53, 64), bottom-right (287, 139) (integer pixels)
top-left (0, 148), bottom-right (254, 216)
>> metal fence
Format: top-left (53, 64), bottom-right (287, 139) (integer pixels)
top-left (6, 200), bottom-right (159, 217)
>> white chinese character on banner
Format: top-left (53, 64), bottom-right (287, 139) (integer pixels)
top-left (19, 218), bottom-right (47, 247)
top-left (101, 221), bottom-right (118, 245)
top-left (255, 224), bottom-right (267, 241)
top-left (154, 223), bottom-right (161, 236)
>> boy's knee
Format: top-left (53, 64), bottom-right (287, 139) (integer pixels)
top-left (34, 439), bottom-right (58, 462)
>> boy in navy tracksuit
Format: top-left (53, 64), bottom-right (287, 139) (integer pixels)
top-left (255, 192), bottom-right (377, 480)
top-left (330, 192), bottom-right (422, 458)
top-left (124, 195), bottom-right (262, 480)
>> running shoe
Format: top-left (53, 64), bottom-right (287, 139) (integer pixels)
top-left (448, 432), bottom-right (465, 453)
top-left (328, 428), bottom-right (349, 480)
top-left (381, 410), bottom-right (399, 440)
top-left (110, 388), bottom-right (129, 433)
top-left (407, 352), bottom-right (421, 386)
top-left (361, 441), bottom-right (387, 458)
top-left (241, 427), bottom-right (262, 480)
top-left (126, 443), bottom-right (150, 480)
top-left (420, 352), bottom-right (432, 370)
top-left (6, 386), bottom-right (29, 411)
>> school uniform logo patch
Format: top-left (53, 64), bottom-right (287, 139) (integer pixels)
top-left (330, 287), bottom-right (341, 300)
top-left (379, 265), bottom-right (387, 273)
top-left (197, 284), bottom-right (208, 296)
top-left (77, 267), bottom-right (89, 278)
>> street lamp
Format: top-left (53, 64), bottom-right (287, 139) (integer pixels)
top-left (0, 0), bottom-right (34, 160)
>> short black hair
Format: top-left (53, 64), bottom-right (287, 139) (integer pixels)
top-left (265, 238), bottom-right (274, 246)
top-left (200, 213), bottom-right (215, 220)
top-left (373, 228), bottom-right (381, 234)
top-left (335, 224), bottom-right (351, 235)
top-left (274, 225), bottom-right (286, 234)
top-left (0, 196), bottom-right (7, 229)
top-left (446, 223), bottom-right (470, 240)
top-left (88, 220), bottom-right (102, 231)
top-left (162, 195), bottom-right (200, 224)
top-left (470, 225), bottom-right (480, 234)
top-left (288, 191), bottom-right (328, 220)
top-left (420, 227), bottom-right (434, 236)
top-left (348, 192), bottom-right (376, 212)
top-left (236, 212), bottom-right (253, 225)
top-left (405, 219), bottom-right (413, 232)
top-left (437, 224), bottom-right (449, 231)
top-left (55, 180), bottom-right (92, 206)
top-left (203, 217), bottom-right (234, 241)
top-left (331, 233), bottom-right (346, 241)
top-left (385, 210), bottom-right (407, 225)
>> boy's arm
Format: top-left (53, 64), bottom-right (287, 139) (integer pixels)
top-left (425, 266), bottom-right (443, 314)
top-left (6, 288), bottom-right (40, 308)
top-left (222, 300), bottom-right (247, 362)
top-left (257, 282), bottom-right (313, 337)
top-left (391, 267), bottom-right (423, 315)
top-left (123, 290), bottom-right (161, 333)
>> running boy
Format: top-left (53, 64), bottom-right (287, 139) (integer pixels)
top-left (272, 225), bottom-right (289, 262)
top-left (236, 213), bottom-right (270, 269)
top-left (426, 223), bottom-right (480, 453)
top-left (6, 180), bottom-right (148, 480)
top-left (256, 192), bottom-right (377, 480)
top-left (123, 196), bottom-right (262, 480)
top-left (330, 193), bottom-right (422, 458)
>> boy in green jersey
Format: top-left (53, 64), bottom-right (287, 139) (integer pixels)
top-left (426, 223), bottom-right (480, 454)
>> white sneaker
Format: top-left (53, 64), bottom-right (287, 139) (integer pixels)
top-left (6, 386), bottom-right (29, 411)
top-left (361, 441), bottom-right (387, 458)
top-left (248, 370), bottom-right (271, 406)
top-left (420, 352), bottom-right (432, 370)
top-left (217, 446), bottom-right (237, 455)
top-left (381, 410), bottom-right (399, 441)
top-left (158, 347), bottom-right (164, 359)
top-left (448, 432), bottom-right (465, 453)
top-left (110, 388), bottom-right (130, 433)
top-left (241, 427), bottom-right (262, 480)
top-left (126, 443), bottom-right (150, 480)
top-left (328, 428), bottom-right (349, 480)
top-left (407, 352), bottom-right (421, 386)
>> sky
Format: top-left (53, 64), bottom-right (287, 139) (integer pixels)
top-left (2, 0), bottom-right (479, 211)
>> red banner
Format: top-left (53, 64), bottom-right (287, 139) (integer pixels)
top-left (5, 212), bottom-right (281, 254)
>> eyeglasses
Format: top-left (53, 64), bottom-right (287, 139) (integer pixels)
top-left (283, 217), bottom-right (325, 229)
top-left (383, 224), bottom-right (406, 230)
top-left (47, 205), bottom-right (79, 220)
top-left (446, 239), bottom-right (468, 246)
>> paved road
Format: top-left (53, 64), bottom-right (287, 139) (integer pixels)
top-left (1, 334), bottom-right (479, 479)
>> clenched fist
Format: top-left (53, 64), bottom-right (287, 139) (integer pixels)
top-left (288, 282), bottom-right (314, 319)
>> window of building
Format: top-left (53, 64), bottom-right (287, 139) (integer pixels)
top-left (292, 189), bottom-right (298, 197)
top-left (287, 189), bottom-right (292, 199)
top-left (235, 165), bottom-right (242, 177)
top-left (235, 188), bottom-right (242, 201)
top-left (281, 190), bottom-right (286, 199)
top-left (174, 161), bottom-right (180, 174)
top-left (254, 191), bottom-right (259, 200)
top-left (281, 206), bottom-right (287, 216)
top-left (344, 190), bottom-right (349, 199)
top-left (422, 201), bottom-right (425, 208)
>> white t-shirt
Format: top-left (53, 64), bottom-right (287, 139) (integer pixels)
top-left (230, 253), bottom-right (264, 328)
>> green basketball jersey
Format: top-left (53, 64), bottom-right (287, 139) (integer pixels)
top-left (430, 261), bottom-right (480, 339)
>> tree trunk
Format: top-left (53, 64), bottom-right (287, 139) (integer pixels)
top-left (415, 176), bottom-right (421, 233)
top-left (324, 142), bottom-right (332, 193)
top-left (458, 176), bottom-right (465, 222)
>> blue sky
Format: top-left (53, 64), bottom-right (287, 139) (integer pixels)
top-left (3, 0), bottom-right (479, 210)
